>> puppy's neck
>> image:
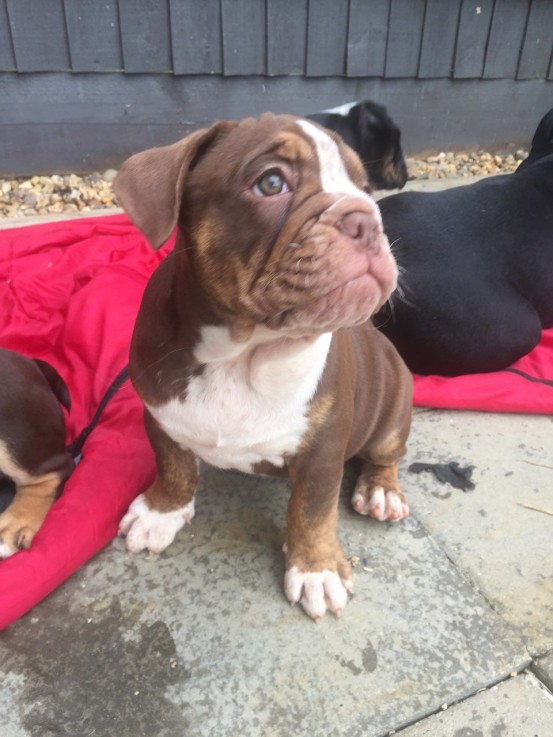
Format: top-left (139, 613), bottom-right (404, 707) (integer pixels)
top-left (193, 323), bottom-right (325, 367)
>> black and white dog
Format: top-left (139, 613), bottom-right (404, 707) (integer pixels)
top-left (375, 108), bottom-right (553, 376)
top-left (308, 100), bottom-right (408, 190)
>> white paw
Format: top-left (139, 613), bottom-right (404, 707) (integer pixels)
top-left (352, 486), bottom-right (409, 521)
top-left (284, 566), bottom-right (353, 621)
top-left (0, 541), bottom-right (16, 559)
top-left (118, 494), bottom-right (195, 554)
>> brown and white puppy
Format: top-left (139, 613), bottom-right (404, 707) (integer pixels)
top-left (0, 348), bottom-right (74, 558)
top-left (115, 113), bottom-right (412, 621)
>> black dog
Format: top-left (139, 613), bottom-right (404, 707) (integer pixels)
top-left (375, 108), bottom-right (553, 376)
top-left (308, 100), bottom-right (408, 190)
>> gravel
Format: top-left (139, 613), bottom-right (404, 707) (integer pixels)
top-left (0, 150), bottom-right (528, 219)
top-left (405, 148), bottom-right (527, 180)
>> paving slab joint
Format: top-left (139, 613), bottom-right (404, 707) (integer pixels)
top-left (385, 665), bottom-right (534, 737)
top-left (531, 653), bottom-right (553, 694)
top-left (411, 510), bottom-right (509, 624)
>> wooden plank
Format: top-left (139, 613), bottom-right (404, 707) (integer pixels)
top-left (0, 0), bottom-right (16, 70)
top-left (7, 0), bottom-right (70, 72)
top-left (222, 0), bottom-right (265, 76)
top-left (267, 0), bottom-right (307, 76)
top-left (63, 0), bottom-right (121, 72)
top-left (347, 0), bottom-right (390, 78)
top-left (418, 0), bottom-right (462, 78)
top-left (119, 0), bottom-right (172, 73)
top-left (2, 75), bottom-right (551, 174)
top-left (384, 0), bottom-right (425, 78)
top-left (170, 0), bottom-right (222, 75)
top-left (453, 0), bottom-right (494, 78)
top-left (306, 0), bottom-right (349, 77)
top-left (518, 0), bottom-right (553, 80)
top-left (483, 0), bottom-right (530, 79)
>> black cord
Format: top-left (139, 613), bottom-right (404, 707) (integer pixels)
top-left (67, 366), bottom-right (130, 461)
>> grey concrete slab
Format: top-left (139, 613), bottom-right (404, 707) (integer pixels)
top-left (0, 463), bottom-right (529, 737)
top-left (407, 410), bottom-right (553, 655)
top-left (397, 671), bottom-right (553, 736)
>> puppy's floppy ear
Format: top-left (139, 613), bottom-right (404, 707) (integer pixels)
top-left (114, 122), bottom-right (235, 249)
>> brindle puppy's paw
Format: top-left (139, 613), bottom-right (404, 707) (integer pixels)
top-left (119, 493), bottom-right (195, 554)
top-left (351, 482), bottom-right (409, 521)
top-left (0, 534), bottom-right (23, 557)
top-left (0, 504), bottom-right (49, 558)
top-left (0, 518), bottom-right (35, 557)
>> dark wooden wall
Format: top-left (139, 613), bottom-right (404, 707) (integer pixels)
top-left (1, 0), bottom-right (552, 174)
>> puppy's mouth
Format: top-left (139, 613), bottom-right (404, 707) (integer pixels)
top-left (265, 264), bottom-right (396, 332)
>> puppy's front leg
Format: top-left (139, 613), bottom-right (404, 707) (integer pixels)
top-left (119, 411), bottom-right (198, 554)
top-left (284, 454), bottom-right (353, 621)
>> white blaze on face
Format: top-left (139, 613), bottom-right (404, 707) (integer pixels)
top-left (297, 119), bottom-right (381, 224)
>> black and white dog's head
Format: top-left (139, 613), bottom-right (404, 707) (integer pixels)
top-left (308, 100), bottom-right (408, 190)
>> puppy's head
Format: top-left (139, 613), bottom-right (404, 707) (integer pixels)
top-left (114, 113), bottom-right (398, 337)
top-left (348, 101), bottom-right (408, 190)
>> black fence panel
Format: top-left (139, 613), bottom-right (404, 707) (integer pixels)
top-left (6, 0), bottom-right (70, 72)
top-left (222, 0), bottom-right (266, 75)
top-left (267, 0), bottom-right (307, 76)
top-left (119, 0), bottom-right (172, 73)
top-left (0, 0), bottom-right (14, 70)
top-left (483, 0), bottom-right (530, 79)
top-left (1, 0), bottom-right (550, 79)
top-left (347, 0), bottom-right (389, 78)
top-left (384, 0), bottom-right (426, 78)
top-left (171, 0), bottom-right (223, 75)
top-left (306, 0), bottom-right (349, 77)
top-left (64, 0), bottom-right (123, 73)
top-left (418, 0), bottom-right (462, 79)
top-left (518, 0), bottom-right (553, 80)
top-left (0, 0), bottom-right (551, 173)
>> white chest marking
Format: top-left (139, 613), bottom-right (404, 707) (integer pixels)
top-left (147, 327), bottom-right (332, 473)
top-left (297, 119), bottom-right (382, 225)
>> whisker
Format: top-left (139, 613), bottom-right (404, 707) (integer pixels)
top-left (165, 243), bottom-right (195, 259)
top-left (362, 156), bottom-right (385, 165)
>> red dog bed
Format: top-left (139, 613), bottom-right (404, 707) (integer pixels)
top-left (0, 214), bottom-right (551, 629)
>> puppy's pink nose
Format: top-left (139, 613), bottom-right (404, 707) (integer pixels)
top-left (338, 211), bottom-right (380, 250)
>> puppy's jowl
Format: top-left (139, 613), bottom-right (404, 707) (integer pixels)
top-left (115, 114), bottom-right (412, 621)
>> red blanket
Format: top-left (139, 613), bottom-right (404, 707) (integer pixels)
top-left (0, 214), bottom-right (551, 629)
top-left (414, 330), bottom-right (553, 413)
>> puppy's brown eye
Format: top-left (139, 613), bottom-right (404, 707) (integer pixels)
top-left (254, 171), bottom-right (289, 197)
